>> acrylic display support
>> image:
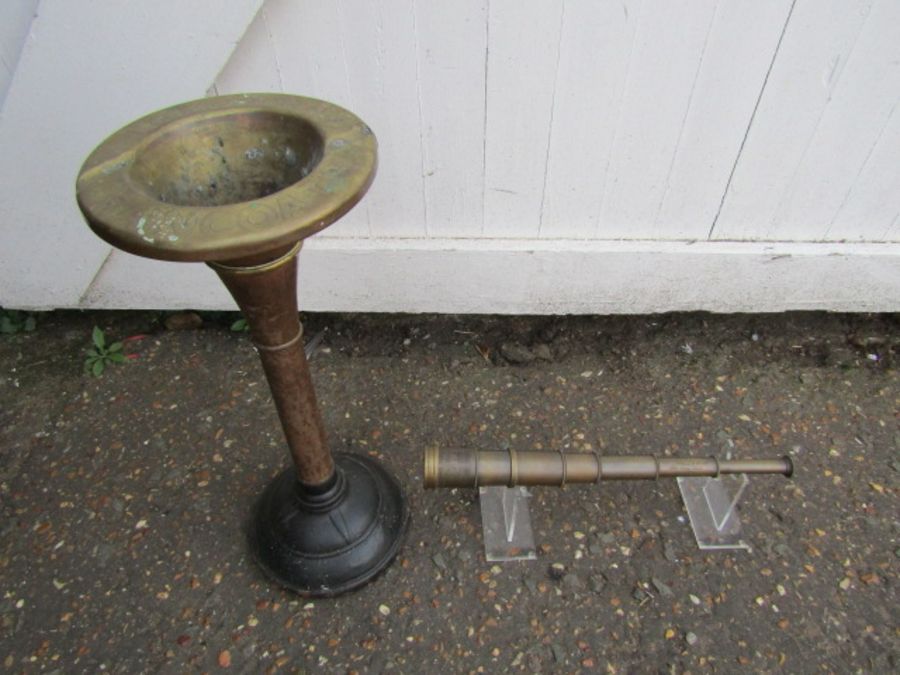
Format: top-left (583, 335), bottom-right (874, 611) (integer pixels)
top-left (479, 486), bottom-right (537, 562)
top-left (677, 472), bottom-right (751, 551)
top-left (479, 469), bottom-right (756, 559)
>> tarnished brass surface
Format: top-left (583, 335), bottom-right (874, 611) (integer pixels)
top-left (76, 95), bottom-right (410, 596)
top-left (76, 93), bottom-right (376, 262)
top-left (211, 246), bottom-right (334, 486)
top-left (76, 94), bottom-right (378, 487)
top-left (423, 447), bottom-right (793, 488)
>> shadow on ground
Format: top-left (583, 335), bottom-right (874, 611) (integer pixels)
top-left (0, 311), bottom-right (897, 673)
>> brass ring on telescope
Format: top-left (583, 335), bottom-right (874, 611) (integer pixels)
top-left (592, 449), bottom-right (602, 483)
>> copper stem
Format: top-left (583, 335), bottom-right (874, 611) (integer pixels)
top-left (210, 244), bottom-right (334, 487)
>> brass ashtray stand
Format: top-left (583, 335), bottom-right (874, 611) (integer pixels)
top-left (76, 94), bottom-right (408, 596)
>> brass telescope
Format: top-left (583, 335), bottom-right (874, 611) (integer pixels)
top-left (424, 447), bottom-right (793, 488)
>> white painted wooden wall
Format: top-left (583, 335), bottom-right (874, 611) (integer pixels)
top-left (0, 0), bottom-right (38, 111)
top-left (0, 0), bottom-right (898, 313)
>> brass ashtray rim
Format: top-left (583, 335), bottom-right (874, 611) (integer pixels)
top-left (76, 93), bottom-right (376, 263)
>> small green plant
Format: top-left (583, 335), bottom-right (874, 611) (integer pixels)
top-left (0, 308), bottom-right (36, 334)
top-left (230, 317), bottom-right (250, 332)
top-left (84, 326), bottom-right (125, 376)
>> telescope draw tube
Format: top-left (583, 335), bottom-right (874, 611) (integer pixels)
top-left (424, 447), bottom-right (793, 489)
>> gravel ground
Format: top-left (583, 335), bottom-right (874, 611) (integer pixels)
top-left (0, 310), bottom-right (897, 674)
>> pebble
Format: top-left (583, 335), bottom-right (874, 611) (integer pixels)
top-left (598, 532), bottom-right (616, 545)
top-left (651, 577), bottom-right (674, 597)
top-left (165, 312), bottom-right (203, 331)
top-left (532, 343), bottom-right (553, 361)
top-left (368, 654), bottom-right (388, 674)
top-left (431, 553), bottom-right (448, 571)
top-left (551, 644), bottom-right (565, 663)
top-left (217, 650), bottom-right (231, 668)
top-left (500, 342), bottom-right (535, 364)
top-left (378, 604), bottom-right (391, 616)
top-left (548, 563), bottom-right (566, 580)
top-left (562, 573), bottom-right (583, 589)
top-left (686, 632), bottom-right (699, 646)
top-left (663, 539), bottom-right (678, 562)
top-left (93, 543), bottom-right (114, 566)
top-left (849, 334), bottom-right (887, 348)
top-left (589, 574), bottom-right (607, 594)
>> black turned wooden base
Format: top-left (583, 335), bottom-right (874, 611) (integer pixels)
top-left (250, 453), bottom-right (409, 597)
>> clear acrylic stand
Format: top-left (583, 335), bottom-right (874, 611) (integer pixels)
top-left (677, 472), bottom-right (750, 551)
top-left (479, 486), bottom-right (537, 561)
